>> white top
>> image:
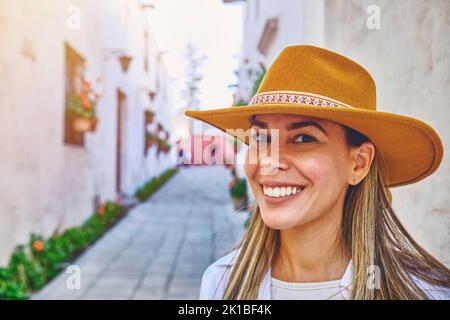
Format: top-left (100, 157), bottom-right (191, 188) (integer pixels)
top-left (199, 249), bottom-right (450, 300)
top-left (271, 277), bottom-right (346, 300)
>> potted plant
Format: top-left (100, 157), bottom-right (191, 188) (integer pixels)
top-left (145, 110), bottom-right (155, 124)
top-left (149, 90), bottom-right (157, 101)
top-left (229, 177), bottom-right (248, 211)
top-left (146, 132), bottom-right (158, 149)
top-left (157, 140), bottom-right (171, 154)
top-left (67, 79), bottom-right (101, 132)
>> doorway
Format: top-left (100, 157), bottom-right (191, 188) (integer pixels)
top-left (116, 90), bottom-right (126, 194)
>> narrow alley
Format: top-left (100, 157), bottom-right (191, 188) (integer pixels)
top-left (34, 166), bottom-right (248, 299)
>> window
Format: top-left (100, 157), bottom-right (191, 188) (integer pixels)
top-left (64, 43), bottom-right (86, 146)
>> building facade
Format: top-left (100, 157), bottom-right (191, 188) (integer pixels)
top-left (0, 0), bottom-right (176, 264)
top-left (229, 0), bottom-right (450, 265)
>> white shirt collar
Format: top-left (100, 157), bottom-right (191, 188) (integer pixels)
top-left (259, 259), bottom-right (352, 300)
top-left (216, 250), bottom-right (353, 300)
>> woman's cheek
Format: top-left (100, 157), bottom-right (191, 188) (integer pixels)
top-left (244, 151), bottom-right (258, 178)
top-left (299, 155), bottom-right (333, 185)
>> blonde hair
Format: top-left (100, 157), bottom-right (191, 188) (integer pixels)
top-left (223, 125), bottom-right (450, 299)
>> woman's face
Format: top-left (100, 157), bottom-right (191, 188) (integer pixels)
top-left (244, 114), bottom-right (364, 230)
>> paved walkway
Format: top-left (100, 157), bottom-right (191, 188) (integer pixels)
top-left (34, 166), bottom-right (248, 300)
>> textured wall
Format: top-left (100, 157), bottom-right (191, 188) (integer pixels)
top-left (234, 0), bottom-right (449, 265)
top-left (320, 0), bottom-right (450, 265)
top-left (0, 0), bottom-right (174, 264)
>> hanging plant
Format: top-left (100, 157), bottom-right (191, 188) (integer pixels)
top-left (157, 140), bottom-right (171, 154)
top-left (67, 78), bottom-right (101, 133)
top-left (229, 177), bottom-right (248, 211)
top-left (145, 110), bottom-right (155, 124)
top-left (146, 132), bottom-right (159, 149)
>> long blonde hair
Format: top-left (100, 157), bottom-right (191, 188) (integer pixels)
top-left (223, 125), bottom-right (450, 299)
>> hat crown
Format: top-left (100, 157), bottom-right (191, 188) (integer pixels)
top-left (257, 45), bottom-right (376, 111)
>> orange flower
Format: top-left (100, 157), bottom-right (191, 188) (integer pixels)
top-left (98, 206), bottom-right (105, 216)
top-left (83, 99), bottom-right (92, 109)
top-left (33, 240), bottom-right (44, 252)
top-left (82, 80), bottom-right (91, 91)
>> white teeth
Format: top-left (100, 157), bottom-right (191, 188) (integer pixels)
top-left (273, 188), bottom-right (280, 197)
top-left (262, 185), bottom-right (303, 198)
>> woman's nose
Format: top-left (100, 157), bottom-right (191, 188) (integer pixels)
top-left (259, 154), bottom-right (289, 175)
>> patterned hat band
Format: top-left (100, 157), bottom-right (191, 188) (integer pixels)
top-left (249, 91), bottom-right (355, 109)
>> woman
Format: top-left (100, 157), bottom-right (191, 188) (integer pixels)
top-left (185, 45), bottom-right (450, 299)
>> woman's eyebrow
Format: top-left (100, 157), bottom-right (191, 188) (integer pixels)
top-left (250, 118), bottom-right (327, 135)
top-left (287, 121), bottom-right (327, 134)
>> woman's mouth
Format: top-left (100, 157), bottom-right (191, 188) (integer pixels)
top-left (260, 185), bottom-right (304, 203)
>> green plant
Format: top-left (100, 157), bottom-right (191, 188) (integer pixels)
top-left (0, 268), bottom-right (27, 300)
top-left (230, 177), bottom-right (247, 199)
top-left (0, 200), bottom-right (124, 299)
top-left (230, 167), bottom-right (236, 177)
top-left (146, 132), bottom-right (159, 142)
top-left (158, 140), bottom-right (171, 153)
top-left (251, 63), bottom-right (266, 96)
top-left (233, 63), bottom-right (266, 107)
top-left (0, 170), bottom-right (179, 299)
top-left (134, 168), bottom-right (177, 202)
top-left (234, 98), bottom-right (249, 106)
top-left (67, 79), bottom-right (101, 119)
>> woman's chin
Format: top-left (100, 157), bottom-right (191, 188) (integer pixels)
top-left (260, 208), bottom-right (302, 230)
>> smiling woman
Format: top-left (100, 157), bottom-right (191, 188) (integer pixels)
top-left (185, 45), bottom-right (450, 300)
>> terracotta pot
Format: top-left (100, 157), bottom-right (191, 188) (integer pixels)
top-left (72, 117), bottom-right (97, 132)
top-left (145, 112), bottom-right (155, 124)
top-left (146, 139), bottom-right (154, 149)
top-left (232, 196), bottom-right (248, 211)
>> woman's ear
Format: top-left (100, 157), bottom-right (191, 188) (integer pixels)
top-left (349, 142), bottom-right (375, 184)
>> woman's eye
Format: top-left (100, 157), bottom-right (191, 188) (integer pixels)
top-left (251, 132), bottom-right (269, 142)
top-left (293, 134), bottom-right (316, 143)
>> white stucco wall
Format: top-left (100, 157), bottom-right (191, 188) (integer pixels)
top-left (0, 0), bottom-right (175, 264)
top-left (236, 0), bottom-right (449, 265)
top-left (318, 0), bottom-right (450, 266)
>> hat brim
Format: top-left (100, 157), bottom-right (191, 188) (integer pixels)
top-left (185, 104), bottom-right (443, 188)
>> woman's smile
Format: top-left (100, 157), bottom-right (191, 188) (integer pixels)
top-left (260, 183), bottom-right (305, 204)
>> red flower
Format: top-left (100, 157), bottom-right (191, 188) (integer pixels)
top-left (98, 206), bottom-right (105, 216)
top-left (33, 240), bottom-right (44, 252)
top-left (82, 80), bottom-right (91, 92)
top-left (82, 99), bottom-right (92, 109)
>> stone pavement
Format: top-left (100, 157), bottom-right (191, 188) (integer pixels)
top-left (34, 166), bottom-right (248, 300)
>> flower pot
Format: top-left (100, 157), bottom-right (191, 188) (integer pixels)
top-left (146, 139), bottom-right (154, 149)
top-left (72, 117), bottom-right (97, 132)
top-left (145, 111), bottom-right (155, 124)
top-left (232, 196), bottom-right (248, 211)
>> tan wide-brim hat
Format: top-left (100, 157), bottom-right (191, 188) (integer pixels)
top-left (185, 45), bottom-right (443, 187)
